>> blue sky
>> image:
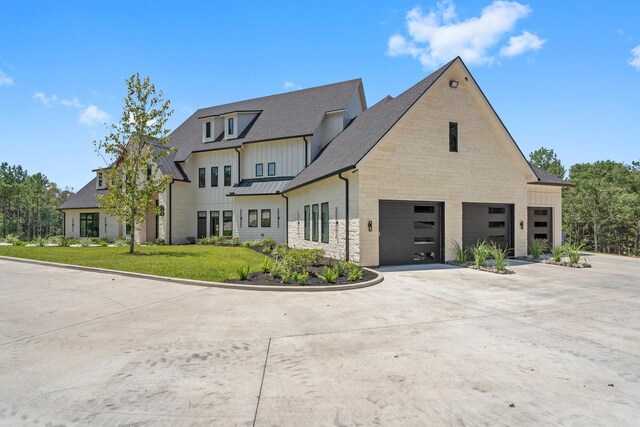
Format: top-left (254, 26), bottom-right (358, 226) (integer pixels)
top-left (1, 0), bottom-right (639, 190)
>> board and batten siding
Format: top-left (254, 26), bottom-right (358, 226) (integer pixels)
top-left (240, 138), bottom-right (306, 179)
top-left (526, 185), bottom-right (563, 245)
top-left (63, 208), bottom-right (121, 241)
top-left (234, 195), bottom-right (287, 242)
top-left (286, 173), bottom-right (360, 262)
top-left (357, 60), bottom-right (536, 266)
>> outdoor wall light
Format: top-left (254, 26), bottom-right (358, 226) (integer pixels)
top-left (449, 80), bottom-right (459, 88)
top-left (520, 220), bottom-right (524, 229)
top-left (368, 220), bottom-right (373, 232)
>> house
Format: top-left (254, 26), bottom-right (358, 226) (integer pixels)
top-left (60, 57), bottom-right (568, 266)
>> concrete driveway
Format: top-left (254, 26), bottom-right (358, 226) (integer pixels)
top-left (0, 254), bottom-right (638, 426)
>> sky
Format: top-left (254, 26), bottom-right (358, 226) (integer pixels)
top-left (1, 0), bottom-right (639, 191)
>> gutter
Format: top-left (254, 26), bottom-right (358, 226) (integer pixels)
top-left (338, 172), bottom-right (350, 261)
top-left (281, 193), bottom-right (289, 244)
top-left (303, 136), bottom-right (309, 167)
top-left (168, 180), bottom-right (173, 245)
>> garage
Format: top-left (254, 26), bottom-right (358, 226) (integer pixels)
top-left (463, 203), bottom-right (514, 251)
top-left (528, 207), bottom-right (553, 246)
top-left (379, 200), bottom-right (444, 265)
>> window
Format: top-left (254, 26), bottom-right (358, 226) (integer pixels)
top-left (224, 165), bottom-right (232, 186)
top-left (489, 221), bottom-right (506, 228)
top-left (205, 121), bottom-right (211, 139)
top-left (147, 165), bottom-right (152, 180)
top-left (268, 162), bottom-right (276, 176)
top-left (228, 117), bottom-right (234, 135)
top-left (414, 221), bottom-right (435, 229)
top-left (321, 203), bottom-right (329, 243)
top-left (414, 237), bottom-right (435, 245)
top-left (198, 168), bottom-right (205, 188)
top-left (211, 166), bottom-right (218, 187)
top-left (210, 211), bottom-right (219, 236)
top-left (261, 209), bottom-right (271, 227)
top-left (534, 221), bottom-right (548, 228)
top-left (255, 163), bottom-right (263, 177)
top-left (534, 233), bottom-right (548, 240)
top-left (415, 205), bottom-right (435, 214)
top-left (312, 204), bottom-right (319, 242)
top-left (304, 205), bottom-right (310, 240)
top-left (534, 209), bottom-right (548, 216)
top-left (248, 209), bottom-right (258, 227)
top-left (223, 210), bottom-right (233, 236)
top-left (197, 211), bottom-right (207, 239)
top-left (449, 122), bottom-right (458, 152)
top-left (79, 213), bottom-right (99, 237)
top-left (125, 223), bottom-right (132, 235)
top-left (489, 207), bottom-right (505, 214)
top-left (97, 172), bottom-right (103, 188)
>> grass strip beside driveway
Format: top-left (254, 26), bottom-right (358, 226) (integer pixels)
top-left (0, 245), bottom-right (267, 282)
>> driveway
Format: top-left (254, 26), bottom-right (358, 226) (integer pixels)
top-left (0, 254), bottom-right (638, 426)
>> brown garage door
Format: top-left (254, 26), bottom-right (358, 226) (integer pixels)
top-left (463, 203), bottom-right (514, 251)
top-left (379, 200), bottom-right (444, 266)
top-left (528, 207), bottom-right (553, 247)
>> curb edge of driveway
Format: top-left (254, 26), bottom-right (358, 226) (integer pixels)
top-left (0, 255), bottom-right (384, 292)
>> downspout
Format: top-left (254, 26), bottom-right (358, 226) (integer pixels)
top-left (234, 147), bottom-right (241, 184)
top-left (338, 172), bottom-right (349, 261)
top-left (281, 193), bottom-right (289, 245)
top-left (168, 180), bottom-right (173, 245)
top-left (62, 211), bottom-right (65, 236)
top-left (303, 136), bottom-right (309, 167)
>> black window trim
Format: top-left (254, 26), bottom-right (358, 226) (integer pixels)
top-left (321, 202), bottom-right (329, 243)
top-left (449, 121), bottom-right (458, 153)
top-left (198, 167), bottom-right (205, 188)
top-left (248, 209), bottom-right (258, 227)
top-left (224, 165), bottom-right (232, 187)
top-left (268, 162), bottom-right (276, 176)
top-left (261, 209), bottom-right (271, 228)
top-left (255, 163), bottom-right (264, 177)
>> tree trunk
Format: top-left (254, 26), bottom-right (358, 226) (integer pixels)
top-left (593, 222), bottom-right (598, 252)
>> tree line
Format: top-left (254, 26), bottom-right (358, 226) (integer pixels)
top-left (0, 162), bottom-right (73, 239)
top-left (530, 148), bottom-right (640, 256)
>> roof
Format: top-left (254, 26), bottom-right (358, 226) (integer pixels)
top-left (285, 59), bottom-right (456, 192)
top-left (529, 164), bottom-right (572, 186)
top-left (227, 177), bottom-right (293, 196)
top-left (172, 79), bottom-right (364, 162)
top-left (152, 144), bottom-right (189, 182)
top-left (59, 177), bottom-right (105, 209)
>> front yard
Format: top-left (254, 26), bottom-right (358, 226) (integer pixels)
top-left (0, 245), bottom-right (267, 282)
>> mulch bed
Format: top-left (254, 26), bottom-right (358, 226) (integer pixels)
top-left (228, 267), bottom-right (377, 286)
top-left (514, 256), bottom-right (592, 268)
top-left (447, 261), bottom-right (514, 275)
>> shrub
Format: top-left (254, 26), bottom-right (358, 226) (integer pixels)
top-left (33, 237), bottom-right (46, 247)
top-left (281, 249), bottom-right (323, 273)
top-left (318, 266), bottom-right (339, 284)
top-left (469, 242), bottom-right (490, 267)
top-left (99, 239), bottom-right (109, 247)
top-left (271, 243), bottom-right (289, 259)
top-left (450, 240), bottom-right (467, 264)
top-left (12, 239), bottom-right (26, 246)
top-left (259, 257), bottom-right (272, 273)
top-left (280, 269), bottom-right (296, 284)
top-left (231, 237), bottom-right (241, 247)
top-left (528, 239), bottom-right (547, 260)
top-left (242, 240), bottom-right (252, 248)
top-left (79, 237), bottom-right (92, 247)
top-left (59, 237), bottom-right (75, 247)
top-left (269, 259), bottom-right (286, 279)
top-left (114, 237), bottom-right (130, 247)
top-left (186, 236), bottom-right (196, 244)
top-left (46, 235), bottom-right (64, 245)
top-left (551, 244), bottom-right (564, 263)
top-left (145, 241), bottom-right (155, 246)
top-left (565, 242), bottom-right (583, 264)
top-left (262, 237), bottom-right (277, 253)
top-left (297, 271), bottom-right (310, 285)
top-left (332, 260), bottom-right (349, 277)
top-left (237, 265), bottom-right (250, 281)
top-left (2, 233), bottom-right (20, 244)
top-left (156, 238), bottom-right (165, 246)
top-left (489, 244), bottom-right (510, 272)
top-left (346, 262), bottom-right (363, 281)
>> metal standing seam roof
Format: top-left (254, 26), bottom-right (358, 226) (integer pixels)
top-left (171, 78), bottom-right (364, 162)
top-left (227, 177), bottom-right (294, 196)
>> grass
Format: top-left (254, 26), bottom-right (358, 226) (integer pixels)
top-left (0, 245), bottom-right (267, 282)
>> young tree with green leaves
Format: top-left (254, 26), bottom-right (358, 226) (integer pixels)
top-left (94, 74), bottom-right (174, 254)
top-left (529, 147), bottom-right (566, 179)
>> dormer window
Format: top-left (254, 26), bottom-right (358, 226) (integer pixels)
top-left (97, 172), bottom-right (103, 188)
top-left (227, 117), bottom-right (235, 136)
top-left (205, 121), bottom-right (211, 139)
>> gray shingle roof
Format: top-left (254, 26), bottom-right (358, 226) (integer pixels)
top-left (284, 59), bottom-right (456, 192)
top-left (59, 177), bottom-right (105, 209)
top-left (172, 79), bottom-right (363, 162)
top-left (227, 177), bottom-right (293, 196)
top-left (529, 164), bottom-right (571, 186)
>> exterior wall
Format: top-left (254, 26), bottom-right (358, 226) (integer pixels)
top-left (527, 185), bottom-right (563, 245)
top-left (240, 138), bottom-right (306, 179)
top-left (237, 112), bottom-right (258, 136)
top-left (311, 111), bottom-right (344, 159)
top-left (286, 173), bottom-right (360, 262)
top-left (234, 195), bottom-right (287, 242)
top-left (158, 187), bottom-right (169, 242)
top-left (169, 180), bottom-right (193, 243)
top-left (357, 61), bottom-right (536, 266)
top-left (62, 208), bottom-right (121, 241)
top-left (344, 86), bottom-right (365, 127)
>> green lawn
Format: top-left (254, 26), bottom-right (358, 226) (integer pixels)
top-left (0, 245), bottom-right (267, 282)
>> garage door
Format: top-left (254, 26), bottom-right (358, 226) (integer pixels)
top-left (462, 203), bottom-right (514, 251)
top-left (528, 207), bottom-right (553, 246)
top-left (379, 200), bottom-right (444, 265)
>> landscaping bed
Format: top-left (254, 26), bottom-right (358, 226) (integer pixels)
top-left (518, 240), bottom-right (592, 268)
top-left (228, 265), bottom-right (378, 286)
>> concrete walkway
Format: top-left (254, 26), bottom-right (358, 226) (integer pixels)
top-left (0, 254), bottom-right (638, 425)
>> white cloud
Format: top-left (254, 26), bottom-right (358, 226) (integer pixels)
top-left (60, 97), bottom-right (84, 108)
top-left (283, 81), bottom-right (302, 91)
top-left (387, 0), bottom-right (544, 69)
top-left (0, 70), bottom-right (13, 87)
top-left (630, 45), bottom-right (640, 70)
top-left (79, 105), bottom-right (110, 126)
top-left (33, 92), bottom-right (57, 107)
top-left (500, 31), bottom-right (546, 57)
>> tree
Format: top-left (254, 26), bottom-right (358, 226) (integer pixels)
top-left (94, 74), bottom-right (174, 253)
top-left (529, 147), bottom-right (566, 179)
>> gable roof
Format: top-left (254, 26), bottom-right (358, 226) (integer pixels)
top-left (285, 59), bottom-right (456, 192)
top-left (172, 79), bottom-right (364, 162)
top-left (59, 177), bottom-right (104, 210)
top-left (529, 164), bottom-right (572, 186)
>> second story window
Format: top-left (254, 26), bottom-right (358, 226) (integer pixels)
top-left (228, 118), bottom-right (234, 135)
top-left (211, 166), bottom-right (218, 187)
top-left (198, 168), bottom-right (205, 188)
top-left (205, 121), bottom-right (211, 139)
top-left (97, 172), bottom-right (103, 188)
top-left (268, 162), bottom-right (276, 176)
top-left (449, 122), bottom-right (458, 152)
top-left (256, 163), bottom-right (263, 177)
top-left (224, 165), bottom-right (232, 186)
